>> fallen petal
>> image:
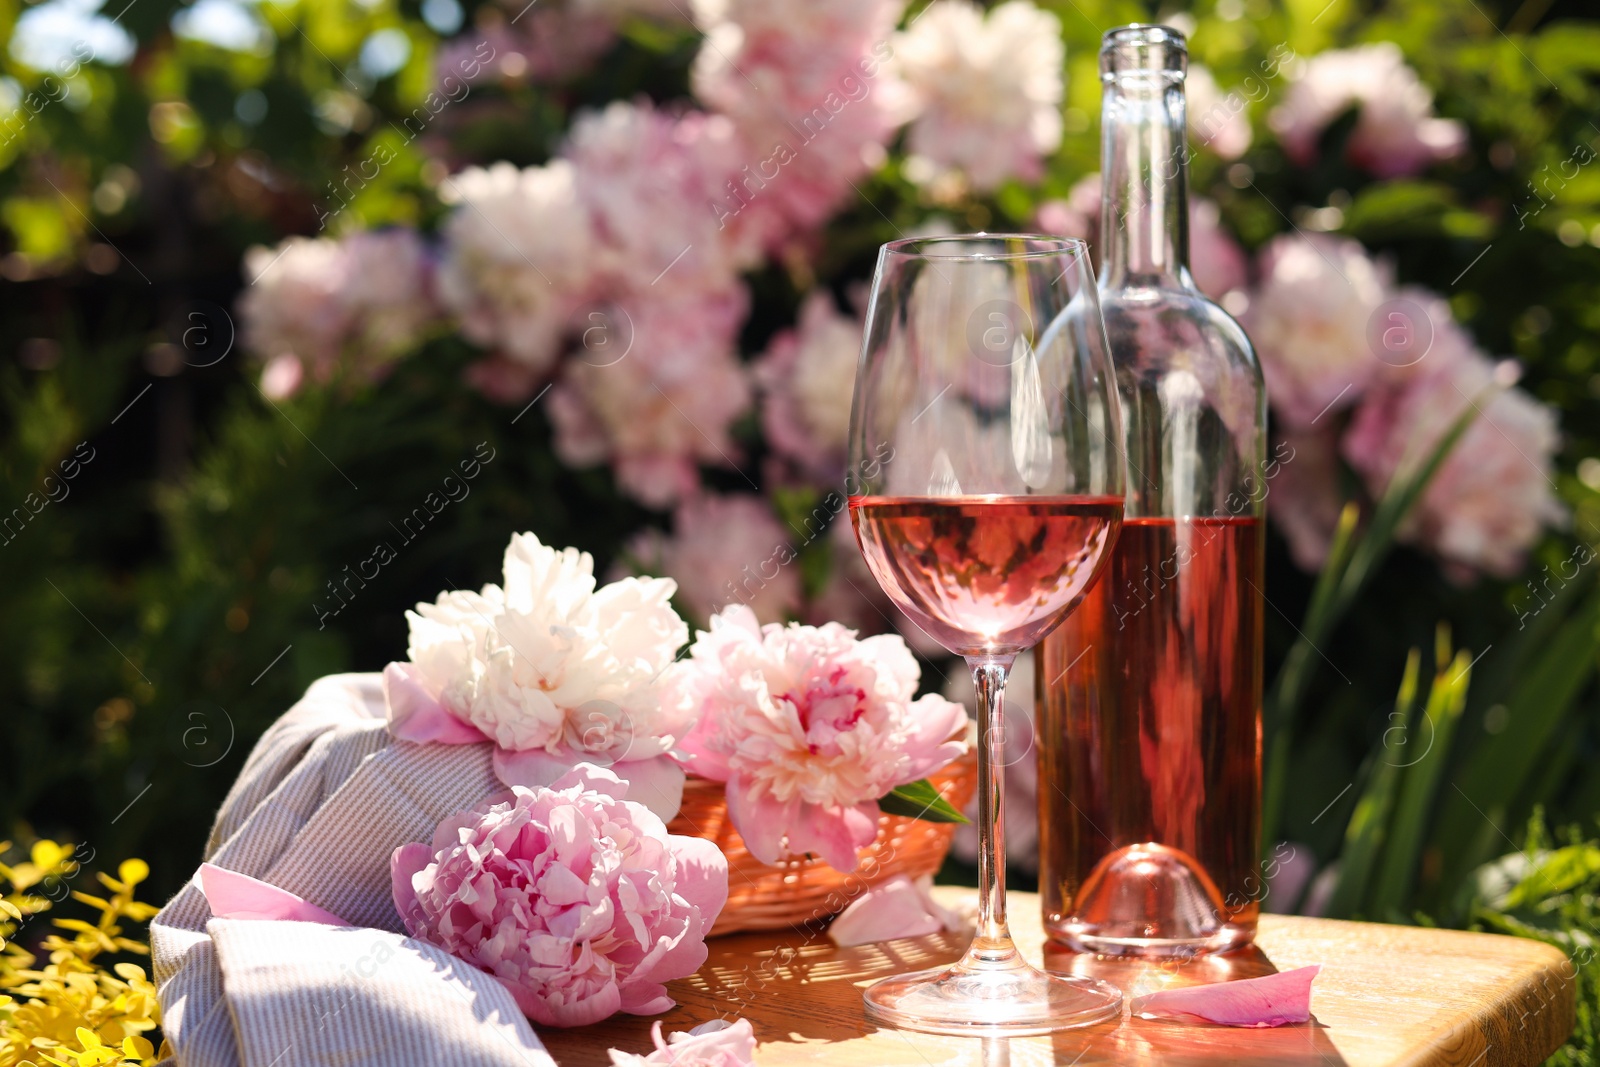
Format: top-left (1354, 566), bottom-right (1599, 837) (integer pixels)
top-left (608, 1017), bottom-right (757, 1066)
top-left (828, 874), bottom-right (960, 947)
top-left (197, 863), bottom-right (351, 927)
top-left (1133, 964), bottom-right (1320, 1027)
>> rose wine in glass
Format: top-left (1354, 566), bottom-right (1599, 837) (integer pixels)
top-left (1035, 26), bottom-right (1268, 957)
top-left (848, 234), bottom-right (1126, 1035)
top-left (852, 495), bottom-right (1123, 653)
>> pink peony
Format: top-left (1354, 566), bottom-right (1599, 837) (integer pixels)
top-left (691, 0), bottom-right (901, 244)
top-left (389, 530), bottom-right (690, 818)
top-left (547, 291), bottom-right (753, 509)
top-left (883, 0), bottom-right (1064, 192)
top-left (1342, 352), bottom-right (1565, 579)
top-left (391, 764), bottom-right (728, 1028)
top-left (666, 605), bottom-right (968, 871)
top-left (1244, 231), bottom-right (1391, 429)
top-left (625, 492), bottom-right (802, 626)
top-left (239, 229), bottom-right (440, 395)
top-left (1269, 43), bottom-right (1466, 179)
top-left (564, 100), bottom-right (759, 294)
top-left (609, 1019), bottom-right (756, 1067)
top-left (436, 160), bottom-right (598, 384)
top-left (755, 290), bottom-right (862, 482)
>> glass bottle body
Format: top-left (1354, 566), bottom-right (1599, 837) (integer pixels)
top-left (1038, 25), bottom-right (1268, 957)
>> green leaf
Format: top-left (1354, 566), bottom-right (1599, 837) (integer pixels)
top-left (1365, 642), bottom-right (1473, 919)
top-left (877, 779), bottom-right (970, 824)
top-left (1430, 587), bottom-right (1600, 908)
top-left (1325, 648), bottom-right (1421, 919)
top-left (1263, 390), bottom-right (1487, 847)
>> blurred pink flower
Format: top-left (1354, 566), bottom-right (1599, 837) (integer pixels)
top-left (691, 0), bottom-right (901, 243)
top-left (391, 764), bottom-right (728, 1028)
top-left (883, 0), bottom-right (1063, 191)
top-left (239, 229), bottom-right (440, 395)
top-left (666, 605), bottom-right (968, 871)
top-left (1244, 232), bottom-right (1391, 429)
top-left (608, 1019), bottom-right (756, 1067)
top-left (1035, 173), bottom-right (1101, 244)
top-left (945, 650), bottom-right (1035, 873)
top-left (1035, 176), bottom-right (1245, 300)
top-left (1189, 198), bottom-right (1250, 301)
top-left (1266, 429), bottom-right (1347, 572)
top-left (1185, 64), bottom-right (1253, 161)
top-left (547, 291), bottom-right (753, 508)
top-left (1269, 43), bottom-right (1466, 179)
top-left (625, 492), bottom-right (802, 626)
top-left (436, 160), bottom-right (597, 383)
top-left (755, 291), bottom-right (862, 483)
top-left (258, 353), bottom-right (303, 401)
top-left (565, 100), bottom-right (759, 293)
top-left (1342, 352), bottom-right (1565, 579)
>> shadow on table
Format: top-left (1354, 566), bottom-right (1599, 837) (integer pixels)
top-left (539, 927), bottom-right (1346, 1066)
top-left (539, 922), bottom-right (972, 1063)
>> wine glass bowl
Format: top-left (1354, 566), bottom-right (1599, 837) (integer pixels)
top-left (847, 234), bottom-right (1126, 1035)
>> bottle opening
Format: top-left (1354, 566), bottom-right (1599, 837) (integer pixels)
top-left (1100, 24), bottom-right (1187, 80)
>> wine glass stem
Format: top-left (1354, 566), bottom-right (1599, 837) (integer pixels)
top-left (967, 653), bottom-right (1018, 966)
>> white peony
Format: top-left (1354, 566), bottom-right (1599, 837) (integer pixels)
top-left (885, 0), bottom-right (1064, 191)
top-left (435, 160), bottom-right (597, 376)
top-left (405, 532), bottom-right (688, 758)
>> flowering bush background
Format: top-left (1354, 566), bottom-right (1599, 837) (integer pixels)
top-left (1, 0), bottom-right (1599, 1054)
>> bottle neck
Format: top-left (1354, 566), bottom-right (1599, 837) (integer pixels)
top-left (1100, 71), bottom-right (1190, 289)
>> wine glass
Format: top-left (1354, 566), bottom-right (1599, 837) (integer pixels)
top-left (847, 234), bottom-right (1126, 1035)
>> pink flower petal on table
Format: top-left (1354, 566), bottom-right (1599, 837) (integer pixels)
top-left (382, 662), bottom-right (487, 745)
top-left (828, 875), bottom-right (964, 948)
top-left (608, 1018), bottom-right (757, 1066)
top-left (197, 863), bottom-right (351, 926)
top-left (1133, 964), bottom-right (1321, 1027)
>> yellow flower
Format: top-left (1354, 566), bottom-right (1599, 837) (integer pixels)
top-left (0, 842), bottom-right (166, 1067)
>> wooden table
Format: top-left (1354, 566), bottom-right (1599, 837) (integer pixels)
top-left (541, 888), bottom-right (1576, 1067)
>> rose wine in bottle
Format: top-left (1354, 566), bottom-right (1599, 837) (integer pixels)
top-left (851, 495), bottom-right (1123, 656)
top-left (1037, 25), bottom-right (1267, 957)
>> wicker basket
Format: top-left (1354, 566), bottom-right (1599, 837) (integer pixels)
top-left (665, 746), bottom-right (979, 935)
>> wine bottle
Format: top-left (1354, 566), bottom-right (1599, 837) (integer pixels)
top-left (1037, 24), bottom-right (1268, 957)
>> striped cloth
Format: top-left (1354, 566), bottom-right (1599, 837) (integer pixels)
top-left (151, 673), bottom-right (557, 1067)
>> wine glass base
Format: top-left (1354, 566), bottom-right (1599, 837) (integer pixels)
top-left (863, 958), bottom-right (1123, 1036)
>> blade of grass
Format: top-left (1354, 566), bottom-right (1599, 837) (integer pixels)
top-left (1324, 648), bottom-right (1422, 919)
top-left (1263, 394), bottom-right (1486, 845)
top-left (1365, 641), bottom-right (1472, 919)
